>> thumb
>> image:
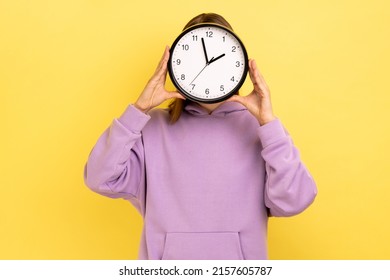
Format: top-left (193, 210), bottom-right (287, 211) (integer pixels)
top-left (168, 91), bottom-right (186, 100)
top-left (228, 94), bottom-right (246, 106)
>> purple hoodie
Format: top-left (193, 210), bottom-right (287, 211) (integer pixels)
top-left (84, 101), bottom-right (317, 259)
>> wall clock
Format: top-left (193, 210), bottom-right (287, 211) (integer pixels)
top-left (168, 23), bottom-right (248, 104)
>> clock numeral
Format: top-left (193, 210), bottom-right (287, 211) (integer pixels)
top-left (235, 61), bottom-right (241, 67)
top-left (231, 76), bottom-right (235, 82)
top-left (182, 44), bottom-right (189, 51)
top-left (232, 46), bottom-right (237, 52)
top-left (220, 85), bottom-right (224, 91)
top-left (205, 88), bottom-right (210, 95)
top-left (206, 31), bottom-right (213, 38)
top-left (181, 74), bottom-right (185, 80)
top-left (176, 59), bottom-right (181, 65)
top-left (192, 35), bottom-right (198, 41)
top-left (222, 36), bottom-right (225, 42)
top-left (190, 84), bottom-right (196, 90)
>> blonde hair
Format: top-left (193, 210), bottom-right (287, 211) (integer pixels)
top-left (168, 13), bottom-right (235, 123)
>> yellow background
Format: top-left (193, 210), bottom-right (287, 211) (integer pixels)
top-left (1, 0), bottom-right (389, 259)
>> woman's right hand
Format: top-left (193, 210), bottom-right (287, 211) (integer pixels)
top-left (134, 46), bottom-right (185, 114)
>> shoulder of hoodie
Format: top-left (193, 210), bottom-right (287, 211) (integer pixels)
top-left (146, 107), bottom-right (171, 126)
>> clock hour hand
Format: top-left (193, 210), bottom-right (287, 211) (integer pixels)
top-left (201, 38), bottom-right (209, 64)
top-left (208, 53), bottom-right (225, 64)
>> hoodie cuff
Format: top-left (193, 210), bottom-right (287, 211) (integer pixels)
top-left (117, 105), bottom-right (151, 133)
top-left (257, 118), bottom-right (287, 148)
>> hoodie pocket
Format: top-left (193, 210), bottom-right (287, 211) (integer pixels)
top-left (161, 232), bottom-right (245, 260)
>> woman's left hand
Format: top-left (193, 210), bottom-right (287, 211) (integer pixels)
top-left (228, 59), bottom-right (276, 126)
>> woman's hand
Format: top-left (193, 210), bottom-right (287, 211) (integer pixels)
top-left (228, 59), bottom-right (276, 125)
top-left (134, 46), bottom-right (185, 114)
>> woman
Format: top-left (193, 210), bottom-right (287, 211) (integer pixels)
top-left (84, 13), bottom-right (317, 260)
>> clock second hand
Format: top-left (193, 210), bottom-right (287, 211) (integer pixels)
top-left (188, 52), bottom-right (225, 86)
top-left (189, 56), bottom-right (214, 85)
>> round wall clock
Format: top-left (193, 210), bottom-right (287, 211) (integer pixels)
top-left (168, 23), bottom-right (248, 104)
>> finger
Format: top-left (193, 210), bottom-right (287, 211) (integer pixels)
top-left (250, 60), bottom-right (270, 97)
top-left (168, 91), bottom-right (186, 100)
top-left (248, 59), bottom-right (255, 82)
top-left (153, 49), bottom-right (165, 74)
top-left (249, 60), bottom-right (262, 88)
top-left (159, 46), bottom-right (173, 85)
top-left (158, 56), bottom-right (169, 84)
top-left (164, 90), bottom-right (185, 101)
top-left (153, 46), bottom-right (170, 77)
top-left (251, 59), bottom-right (268, 87)
top-left (248, 59), bottom-right (263, 90)
top-left (227, 94), bottom-right (245, 106)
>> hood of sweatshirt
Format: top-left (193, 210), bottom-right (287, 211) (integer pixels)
top-left (184, 101), bottom-right (247, 117)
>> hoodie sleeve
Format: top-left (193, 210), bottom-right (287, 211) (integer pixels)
top-left (83, 105), bottom-right (151, 200)
top-left (258, 118), bottom-right (317, 217)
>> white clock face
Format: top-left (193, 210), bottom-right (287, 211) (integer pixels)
top-left (168, 23), bottom-right (248, 103)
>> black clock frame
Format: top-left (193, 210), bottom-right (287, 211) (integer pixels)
top-left (168, 23), bottom-right (249, 104)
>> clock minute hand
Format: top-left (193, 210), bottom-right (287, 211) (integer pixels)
top-left (208, 53), bottom-right (226, 64)
top-left (201, 38), bottom-right (209, 64)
